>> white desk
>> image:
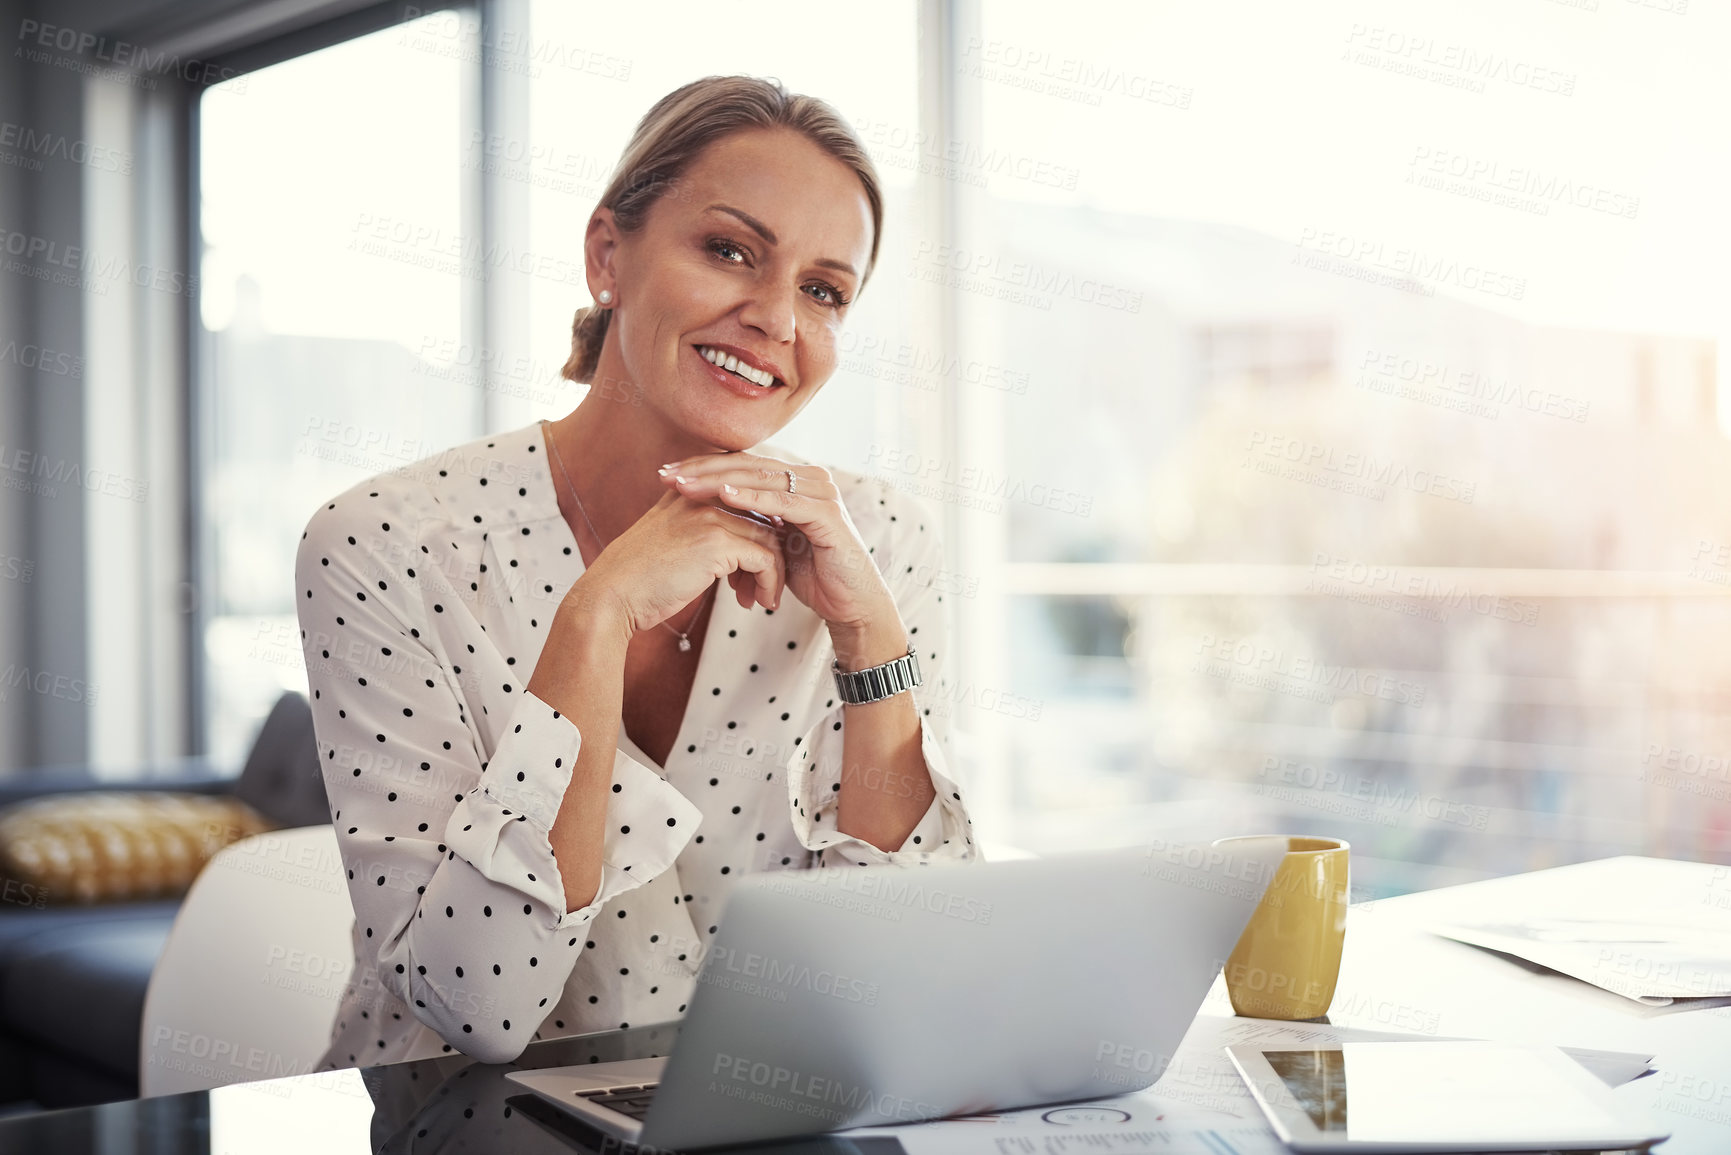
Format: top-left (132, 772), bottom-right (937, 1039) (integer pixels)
top-left (1187, 855), bottom-right (1731, 1152)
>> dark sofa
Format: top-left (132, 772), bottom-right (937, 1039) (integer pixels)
top-left (0, 693), bottom-right (328, 1112)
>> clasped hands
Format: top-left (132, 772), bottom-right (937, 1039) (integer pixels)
top-left (658, 452), bottom-right (899, 644)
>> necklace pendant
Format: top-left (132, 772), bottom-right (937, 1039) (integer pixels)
top-left (677, 635), bottom-right (692, 652)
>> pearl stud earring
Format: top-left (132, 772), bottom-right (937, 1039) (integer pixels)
top-left (598, 289), bottom-right (613, 305)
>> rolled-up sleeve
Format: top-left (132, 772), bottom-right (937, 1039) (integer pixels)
top-left (296, 490), bottom-right (699, 1065)
top-left (438, 695), bottom-right (701, 929)
top-left (784, 487), bottom-right (977, 867)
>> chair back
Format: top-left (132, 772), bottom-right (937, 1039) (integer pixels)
top-left (233, 692), bottom-right (330, 828)
top-left (139, 824), bottom-right (353, 1096)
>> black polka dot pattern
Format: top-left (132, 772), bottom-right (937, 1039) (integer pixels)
top-left (293, 422), bottom-right (976, 1073)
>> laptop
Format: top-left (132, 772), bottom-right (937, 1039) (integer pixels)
top-left (505, 839), bottom-right (1283, 1151)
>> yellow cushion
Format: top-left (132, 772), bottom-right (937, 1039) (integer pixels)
top-left (0, 793), bottom-right (273, 905)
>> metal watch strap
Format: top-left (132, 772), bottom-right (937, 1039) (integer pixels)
top-left (831, 644), bottom-right (922, 706)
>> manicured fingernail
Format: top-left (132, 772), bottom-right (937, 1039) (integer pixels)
top-left (721, 483), bottom-right (738, 494)
top-left (673, 474), bottom-right (690, 484)
top-left (660, 461), bottom-right (680, 470)
top-left (657, 465), bottom-right (674, 476)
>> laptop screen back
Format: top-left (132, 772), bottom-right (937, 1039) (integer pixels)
top-left (640, 841), bottom-right (1280, 1150)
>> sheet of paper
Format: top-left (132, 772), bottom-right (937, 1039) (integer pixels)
top-left (1557, 1045), bottom-right (1660, 1088)
top-left (1431, 916), bottom-right (1731, 1003)
top-left (1373, 857), bottom-right (1731, 1005)
top-left (832, 1014), bottom-right (1655, 1155)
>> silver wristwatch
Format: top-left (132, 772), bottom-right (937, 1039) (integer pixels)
top-left (831, 644), bottom-right (922, 706)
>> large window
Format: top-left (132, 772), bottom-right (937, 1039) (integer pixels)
top-left (193, 3), bottom-right (1731, 892)
top-left (198, 12), bottom-right (481, 763)
top-left (957, 1), bottom-right (1731, 890)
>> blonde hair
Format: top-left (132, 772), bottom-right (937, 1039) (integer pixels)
top-left (560, 74), bottom-right (884, 385)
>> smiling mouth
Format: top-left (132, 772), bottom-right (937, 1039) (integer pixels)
top-left (697, 344), bottom-right (784, 388)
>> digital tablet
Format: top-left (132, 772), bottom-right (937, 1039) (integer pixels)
top-left (1224, 1041), bottom-right (1670, 1153)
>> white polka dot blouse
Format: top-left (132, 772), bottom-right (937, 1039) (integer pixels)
top-left (293, 421), bottom-right (977, 1069)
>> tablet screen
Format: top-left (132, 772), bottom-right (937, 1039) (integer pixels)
top-left (1260, 1042), bottom-right (1630, 1144)
top-left (1265, 1049), bottom-right (1347, 1131)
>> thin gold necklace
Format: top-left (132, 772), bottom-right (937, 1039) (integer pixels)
top-left (540, 420), bottom-right (713, 652)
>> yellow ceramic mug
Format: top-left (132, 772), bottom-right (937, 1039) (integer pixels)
top-left (1213, 835), bottom-right (1350, 1020)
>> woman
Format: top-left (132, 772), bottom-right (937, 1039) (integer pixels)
top-left (295, 74), bottom-right (977, 1070)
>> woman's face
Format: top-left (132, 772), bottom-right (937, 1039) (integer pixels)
top-left (588, 126), bottom-right (874, 451)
